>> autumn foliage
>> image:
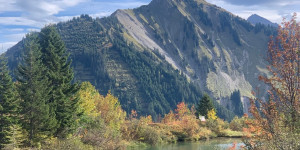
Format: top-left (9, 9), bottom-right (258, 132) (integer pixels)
top-left (207, 109), bottom-right (218, 120)
top-left (160, 102), bottom-right (216, 141)
top-left (76, 83), bottom-right (243, 147)
top-left (77, 82), bottom-right (126, 149)
top-left (244, 14), bottom-right (300, 149)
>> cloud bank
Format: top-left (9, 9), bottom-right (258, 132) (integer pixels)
top-left (0, 0), bottom-right (299, 53)
top-left (0, 0), bottom-right (149, 53)
top-left (207, 0), bottom-right (300, 23)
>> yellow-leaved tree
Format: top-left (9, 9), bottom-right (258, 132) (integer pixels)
top-left (207, 109), bottom-right (217, 120)
top-left (77, 82), bottom-right (126, 149)
top-left (96, 91), bottom-right (126, 132)
top-left (77, 82), bottom-right (100, 119)
top-left (77, 82), bottom-right (126, 131)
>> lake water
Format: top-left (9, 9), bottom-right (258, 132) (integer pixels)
top-left (138, 138), bottom-right (244, 150)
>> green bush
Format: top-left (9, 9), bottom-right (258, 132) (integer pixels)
top-left (122, 119), bottom-right (177, 145)
top-left (229, 116), bottom-right (247, 131)
top-left (206, 118), bottom-right (229, 136)
top-left (138, 125), bottom-right (162, 145)
top-left (80, 119), bottom-right (124, 150)
top-left (42, 137), bottom-right (93, 150)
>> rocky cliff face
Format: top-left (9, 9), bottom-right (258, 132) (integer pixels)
top-left (5, 0), bottom-right (275, 119)
top-left (114, 0), bottom-right (271, 99)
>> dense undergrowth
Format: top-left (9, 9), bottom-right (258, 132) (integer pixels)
top-left (27, 82), bottom-right (246, 150)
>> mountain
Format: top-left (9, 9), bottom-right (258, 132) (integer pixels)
top-left (4, 0), bottom-right (276, 120)
top-left (247, 14), bottom-right (278, 27)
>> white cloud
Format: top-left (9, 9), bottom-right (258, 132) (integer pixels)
top-left (58, 0), bottom-right (88, 7)
top-left (0, 28), bottom-right (24, 34)
top-left (0, 17), bottom-right (43, 27)
top-left (103, 1), bottom-right (148, 8)
top-left (90, 12), bottom-right (112, 18)
top-left (0, 42), bottom-right (18, 54)
top-left (0, 0), bottom-right (88, 23)
top-left (4, 33), bottom-right (25, 41)
top-left (26, 28), bottom-right (40, 32)
top-left (0, 0), bottom-right (149, 27)
top-left (275, 0), bottom-right (300, 6)
top-left (56, 16), bottom-right (79, 22)
top-left (0, 0), bottom-right (18, 13)
top-left (206, 0), bottom-right (300, 23)
top-left (0, 15), bottom-right (80, 28)
top-left (213, 0), bottom-right (300, 6)
top-left (14, 0), bottom-right (87, 21)
top-left (7, 28), bottom-right (24, 32)
top-left (0, 0), bottom-right (149, 53)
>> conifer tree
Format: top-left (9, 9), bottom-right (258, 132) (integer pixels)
top-left (230, 90), bottom-right (243, 117)
top-left (0, 56), bottom-right (19, 148)
top-left (3, 124), bottom-right (25, 150)
top-left (16, 33), bottom-right (55, 145)
top-left (196, 93), bottom-right (215, 118)
top-left (39, 26), bottom-right (79, 137)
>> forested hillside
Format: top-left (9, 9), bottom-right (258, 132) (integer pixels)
top-left (4, 0), bottom-right (277, 120)
top-left (0, 11), bottom-right (298, 149)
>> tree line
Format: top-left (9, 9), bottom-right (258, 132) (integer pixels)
top-left (0, 24), bottom-right (222, 149)
top-left (0, 26), bottom-right (79, 148)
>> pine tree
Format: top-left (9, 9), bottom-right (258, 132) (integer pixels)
top-left (16, 33), bottom-right (55, 145)
top-left (196, 93), bottom-right (215, 118)
top-left (39, 26), bottom-right (79, 137)
top-left (0, 56), bottom-right (19, 148)
top-left (230, 90), bottom-right (243, 117)
top-left (3, 124), bottom-right (25, 150)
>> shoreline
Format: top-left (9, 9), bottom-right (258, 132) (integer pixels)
top-left (128, 137), bottom-right (244, 150)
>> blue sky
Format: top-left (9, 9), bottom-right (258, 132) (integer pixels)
top-left (0, 0), bottom-right (299, 54)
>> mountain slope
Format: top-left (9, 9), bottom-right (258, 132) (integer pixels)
top-left (114, 0), bottom-right (273, 99)
top-left (4, 0), bottom-right (276, 120)
top-left (5, 15), bottom-right (211, 119)
top-left (247, 14), bottom-right (278, 27)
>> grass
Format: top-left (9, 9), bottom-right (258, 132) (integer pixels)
top-left (126, 141), bottom-right (150, 150)
top-left (222, 49), bottom-right (232, 72)
top-left (213, 46), bottom-right (221, 58)
top-left (139, 14), bottom-right (149, 24)
top-left (221, 129), bottom-right (244, 137)
top-left (123, 32), bottom-right (143, 50)
top-left (199, 45), bottom-right (213, 60)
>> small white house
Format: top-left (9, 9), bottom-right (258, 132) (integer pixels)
top-left (199, 115), bottom-right (206, 122)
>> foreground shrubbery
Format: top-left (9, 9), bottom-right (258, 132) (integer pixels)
top-left (1, 81), bottom-right (247, 150)
top-left (77, 83), bottom-right (245, 149)
top-left (122, 115), bottom-right (177, 145)
top-left (122, 102), bottom-right (244, 147)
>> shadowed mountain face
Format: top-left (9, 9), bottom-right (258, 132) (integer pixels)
top-left (247, 14), bottom-right (278, 27)
top-left (4, 0), bottom-right (276, 120)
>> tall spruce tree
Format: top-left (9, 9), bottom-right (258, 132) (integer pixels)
top-left (39, 26), bottom-right (79, 137)
top-left (230, 90), bottom-right (243, 117)
top-left (196, 93), bottom-right (215, 118)
top-left (16, 33), bottom-right (55, 145)
top-left (0, 56), bottom-right (19, 148)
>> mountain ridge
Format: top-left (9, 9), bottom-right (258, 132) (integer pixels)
top-left (247, 14), bottom-right (278, 27)
top-left (4, 0), bottom-right (276, 120)
top-left (114, 0), bottom-right (270, 98)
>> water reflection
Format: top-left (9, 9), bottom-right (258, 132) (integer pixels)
top-left (139, 138), bottom-right (244, 150)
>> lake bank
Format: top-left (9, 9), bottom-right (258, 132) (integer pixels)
top-left (128, 137), bottom-right (244, 150)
